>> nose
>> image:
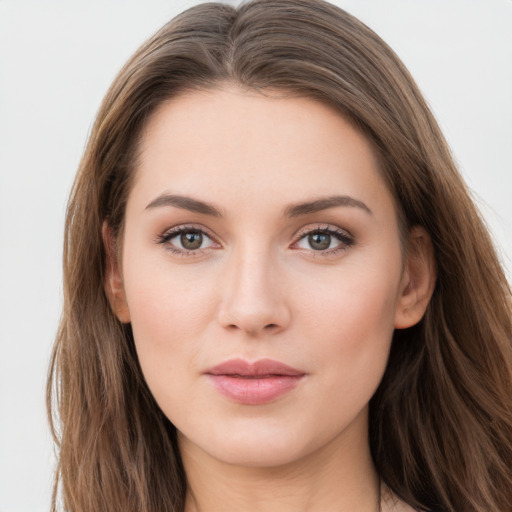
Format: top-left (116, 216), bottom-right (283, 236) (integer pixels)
top-left (216, 247), bottom-right (291, 337)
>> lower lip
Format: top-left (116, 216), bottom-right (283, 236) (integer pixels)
top-left (207, 375), bottom-right (303, 405)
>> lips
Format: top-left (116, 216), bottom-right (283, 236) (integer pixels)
top-left (205, 358), bottom-right (305, 405)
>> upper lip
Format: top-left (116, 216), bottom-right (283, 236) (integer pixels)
top-left (206, 358), bottom-right (304, 377)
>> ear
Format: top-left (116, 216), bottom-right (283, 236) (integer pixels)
top-left (102, 222), bottom-right (131, 323)
top-left (394, 226), bottom-right (436, 329)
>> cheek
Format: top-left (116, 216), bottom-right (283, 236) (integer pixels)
top-left (301, 258), bottom-right (399, 335)
top-left (122, 258), bottom-right (216, 384)
top-left (296, 259), bottom-right (401, 389)
top-left (123, 271), bottom-right (216, 428)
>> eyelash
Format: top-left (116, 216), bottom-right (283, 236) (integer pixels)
top-left (292, 225), bottom-right (355, 256)
top-left (156, 224), bottom-right (354, 257)
top-left (156, 224), bottom-right (220, 257)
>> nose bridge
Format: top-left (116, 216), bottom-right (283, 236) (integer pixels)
top-left (217, 239), bottom-right (289, 335)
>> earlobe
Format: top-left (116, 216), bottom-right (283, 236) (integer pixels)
top-left (394, 226), bottom-right (436, 329)
top-left (102, 222), bottom-right (131, 323)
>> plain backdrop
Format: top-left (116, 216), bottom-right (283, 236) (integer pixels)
top-left (0, 1), bottom-right (511, 511)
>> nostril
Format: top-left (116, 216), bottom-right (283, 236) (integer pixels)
top-left (264, 323), bottom-right (278, 330)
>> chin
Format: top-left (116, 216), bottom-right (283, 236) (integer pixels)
top-left (222, 441), bottom-right (308, 468)
top-left (177, 417), bottom-right (340, 469)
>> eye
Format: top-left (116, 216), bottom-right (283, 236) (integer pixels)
top-left (293, 226), bottom-right (354, 253)
top-left (157, 226), bottom-right (218, 254)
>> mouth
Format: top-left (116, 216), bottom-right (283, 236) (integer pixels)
top-left (205, 358), bottom-right (305, 405)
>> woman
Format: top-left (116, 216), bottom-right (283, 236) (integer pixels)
top-left (47, 1), bottom-right (512, 511)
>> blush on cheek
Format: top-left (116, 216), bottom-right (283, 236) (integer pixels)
top-left (305, 276), bottom-right (397, 374)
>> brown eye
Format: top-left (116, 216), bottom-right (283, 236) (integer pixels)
top-left (294, 227), bottom-right (354, 254)
top-left (158, 227), bottom-right (217, 253)
top-left (180, 230), bottom-right (203, 250)
top-left (308, 232), bottom-right (331, 250)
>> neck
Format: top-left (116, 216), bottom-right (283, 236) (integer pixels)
top-left (179, 411), bottom-right (381, 512)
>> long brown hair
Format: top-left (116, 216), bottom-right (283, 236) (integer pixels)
top-left (47, 1), bottom-right (512, 511)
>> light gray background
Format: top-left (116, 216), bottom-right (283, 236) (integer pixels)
top-left (1, 1), bottom-right (511, 511)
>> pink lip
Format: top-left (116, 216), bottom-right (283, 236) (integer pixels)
top-left (206, 358), bottom-right (305, 405)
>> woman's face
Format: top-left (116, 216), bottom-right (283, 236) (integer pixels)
top-left (112, 86), bottom-right (418, 468)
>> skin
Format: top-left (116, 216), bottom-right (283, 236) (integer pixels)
top-left (105, 86), bottom-right (435, 512)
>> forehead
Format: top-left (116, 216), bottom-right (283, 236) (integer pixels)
top-left (130, 86), bottom-right (394, 219)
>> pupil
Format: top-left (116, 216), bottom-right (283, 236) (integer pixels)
top-left (308, 232), bottom-right (330, 250)
top-left (181, 231), bottom-right (203, 250)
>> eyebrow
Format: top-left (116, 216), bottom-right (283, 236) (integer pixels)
top-left (145, 193), bottom-right (223, 217)
top-left (284, 195), bottom-right (373, 217)
top-left (144, 193), bottom-right (372, 218)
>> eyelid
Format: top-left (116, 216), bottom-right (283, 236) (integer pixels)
top-left (156, 223), bottom-right (222, 254)
top-left (290, 224), bottom-right (355, 253)
top-left (155, 223), bottom-right (353, 256)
